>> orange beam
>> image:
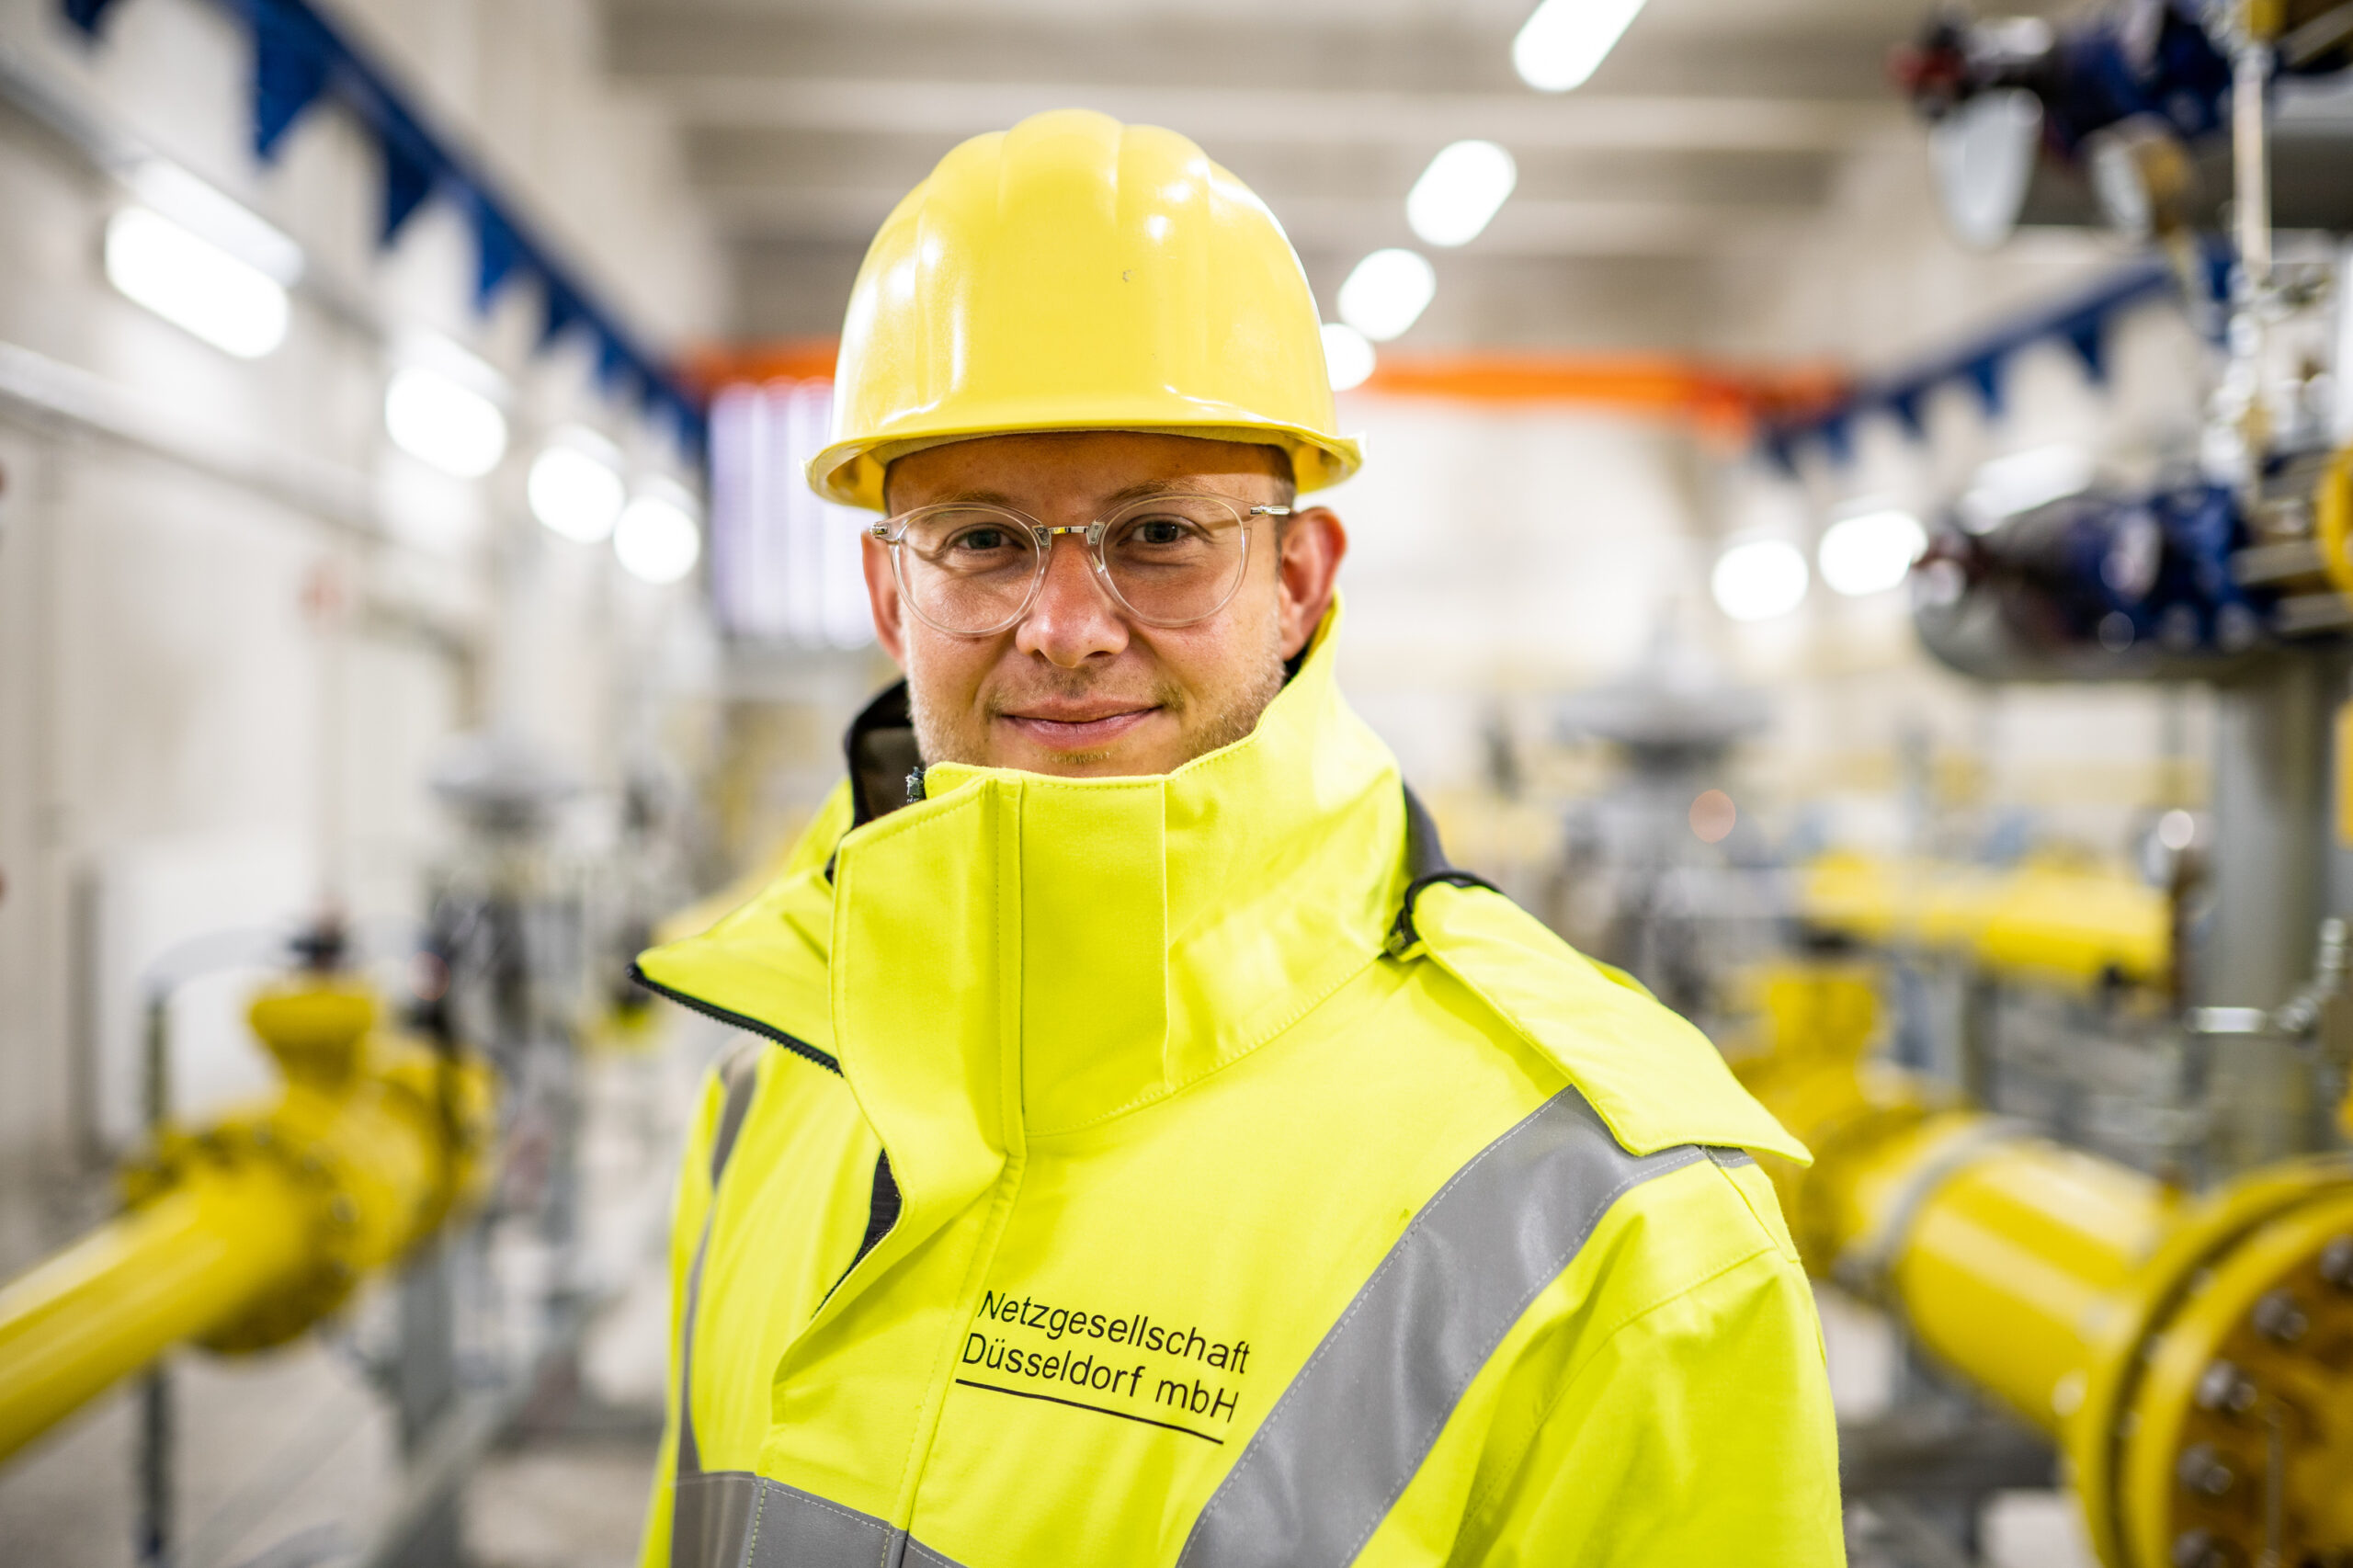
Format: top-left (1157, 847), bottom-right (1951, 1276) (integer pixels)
top-left (682, 341), bottom-right (1849, 437)
top-left (1359, 352), bottom-right (1847, 437)
top-left (683, 339), bottom-right (841, 389)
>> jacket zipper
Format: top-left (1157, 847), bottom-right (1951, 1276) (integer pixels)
top-left (628, 962), bottom-right (843, 1076)
top-left (633, 963), bottom-right (900, 1306)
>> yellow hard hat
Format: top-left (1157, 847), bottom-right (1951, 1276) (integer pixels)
top-left (808, 109), bottom-right (1364, 511)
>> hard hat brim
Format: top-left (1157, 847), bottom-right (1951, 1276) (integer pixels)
top-left (810, 421), bottom-right (1364, 514)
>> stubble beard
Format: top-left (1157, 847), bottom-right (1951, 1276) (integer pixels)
top-left (906, 628), bottom-right (1289, 775)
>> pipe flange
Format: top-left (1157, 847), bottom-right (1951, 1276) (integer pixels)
top-left (196, 1123), bottom-right (358, 1354)
top-left (2070, 1157), bottom-right (2353, 1568)
top-left (2117, 1183), bottom-right (2353, 1568)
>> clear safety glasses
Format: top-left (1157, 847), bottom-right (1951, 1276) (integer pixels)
top-left (869, 493), bottom-right (1292, 637)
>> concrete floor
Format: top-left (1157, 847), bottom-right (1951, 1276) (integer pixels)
top-left (1820, 1289), bottom-right (2096, 1568)
top-left (468, 1444), bottom-right (658, 1568)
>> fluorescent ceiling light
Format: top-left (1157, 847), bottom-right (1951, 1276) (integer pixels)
top-left (615, 491), bottom-right (702, 585)
top-left (1337, 249), bottom-right (1437, 343)
top-left (1407, 141), bottom-right (1518, 247)
top-left (1321, 322), bottom-right (1376, 392)
top-left (385, 366), bottom-right (508, 478)
top-left (1817, 508), bottom-right (1927, 597)
top-left (105, 207), bottom-right (290, 359)
top-left (1711, 538), bottom-right (1809, 622)
top-left (529, 432), bottom-right (627, 542)
top-left (128, 160), bottom-right (303, 284)
top-left (1960, 444), bottom-right (2095, 530)
top-left (1512, 0), bottom-right (1648, 93)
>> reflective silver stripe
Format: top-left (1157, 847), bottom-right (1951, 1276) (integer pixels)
top-left (708, 1039), bottom-right (767, 1184)
top-left (1176, 1087), bottom-right (1715, 1568)
top-left (674, 1471), bottom-right (967, 1568)
top-left (674, 1471), bottom-right (763, 1568)
top-left (675, 1042), bottom-right (767, 1491)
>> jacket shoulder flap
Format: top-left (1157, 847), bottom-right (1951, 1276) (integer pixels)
top-left (635, 784), bottom-right (850, 1058)
top-left (1410, 883), bottom-right (1810, 1165)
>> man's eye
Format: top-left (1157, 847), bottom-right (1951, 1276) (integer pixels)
top-left (955, 528), bottom-right (1009, 551)
top-left (1132, 519), bottom-right (1190, 545)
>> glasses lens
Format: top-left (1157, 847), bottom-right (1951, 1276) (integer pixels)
top-left (895, 506), bottom-right (1041, 632)
top-left (1100, 494), bottom-right (1251, 625)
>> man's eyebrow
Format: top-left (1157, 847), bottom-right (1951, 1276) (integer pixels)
top-left (1101, 480), bottom-right (1259, 505)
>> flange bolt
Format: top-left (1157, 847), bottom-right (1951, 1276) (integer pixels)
top-left (2171, 1528), bottom-right (2235, 1568)
top-left (2177, 1442), bottom-right (2234, 1497)
top-left (2321, 1233), bottom-right (2353, 1290)
top-left (2194, 1359), bottom-right (2258, 1415)
top-left (2250, 1288), bottom-right (2308, 1344)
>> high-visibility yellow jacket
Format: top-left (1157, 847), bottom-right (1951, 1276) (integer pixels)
top-left (632, 608), bottom-right (1843, 1568)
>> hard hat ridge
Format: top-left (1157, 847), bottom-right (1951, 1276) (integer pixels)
top-left (810, 108), bottom-right (1364, 511)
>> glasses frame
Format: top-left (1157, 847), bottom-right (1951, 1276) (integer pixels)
top-left (868, 493), bottom-right (1294, 637)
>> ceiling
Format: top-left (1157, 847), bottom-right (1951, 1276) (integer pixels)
top-left (599, 0), bottom-right (1948, 349)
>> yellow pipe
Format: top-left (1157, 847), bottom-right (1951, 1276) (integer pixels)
top-left (0, 1164), bottom-right (310, 1459)
top-left (0, 979), bottom-right (493, 1465)
top-left (1798, 852), bottom-right (2170, 991)
top-left (1733, 962), bottom-right (2353, 1568)
top-left (1892, 1141), bottom-right (2165, 1428)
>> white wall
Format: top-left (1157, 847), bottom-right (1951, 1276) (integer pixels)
top-left (0, 0), bottom-right (725, 1249)
top-left (1325, 397), bottom-right (1709, 790)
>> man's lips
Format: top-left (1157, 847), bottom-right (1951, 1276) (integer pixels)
top-left (995, 704), bottom-right (1162, 749)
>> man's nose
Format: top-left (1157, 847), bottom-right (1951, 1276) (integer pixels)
top-left (1015, 534), bottom-right (1129, 667)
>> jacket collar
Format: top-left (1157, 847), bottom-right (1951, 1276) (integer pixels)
top-left (638, 602), bottom-right (1407, 1291)
top-left (833, 598), bottom-right (1403, 1144)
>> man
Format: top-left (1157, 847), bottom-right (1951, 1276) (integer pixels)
top-left (633, 109), bottom-right (1842, 1567)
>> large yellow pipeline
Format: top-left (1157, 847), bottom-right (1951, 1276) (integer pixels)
top-left (0, 979), bottom-right (492, 1463)
top-left (1798, 851), bottom-right (2171, 991)
top-left (1735, 964), bottom-right (2353, 1568)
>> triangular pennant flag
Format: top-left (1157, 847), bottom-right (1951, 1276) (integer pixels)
top-left (380, 133), bottom-right (437, 244)
top-left (473, 203), bottom-right (523, 311)
top-left (1965, 356), bottom-right (2005, 415)
top-left (662, 391), bottom-right (709, 459)
top-left (2064, 316), bottom-right (2108, 381)
top-left (251, 6), bottom-right (334, 161)
top-left (63, 0), bottom-right (125, 37)
top-left (1887, 388), bottom-right (1927, 441)
top-left (540, 279), bottom-right (585, 349)
top-left (1817, 413), bottom-right (1854, 467)
top-left (595, 331), bottom-right (643, 401)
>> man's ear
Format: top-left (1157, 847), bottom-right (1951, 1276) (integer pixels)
top-left (862, 534), bottom-right (911, 668)
top-left (1275, 509), bottom-right (1347, 659)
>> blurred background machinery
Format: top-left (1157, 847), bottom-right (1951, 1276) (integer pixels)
top-left (1504, 6), bottom-right (2353, 1564)
top-left (1733, 961), bottom-right (2353, 1568)
top-left (0, 0), bottom-right (2349, 1565)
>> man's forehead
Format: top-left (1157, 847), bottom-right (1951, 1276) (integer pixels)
top-left (883, 431), bottom-right (1289, 511)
